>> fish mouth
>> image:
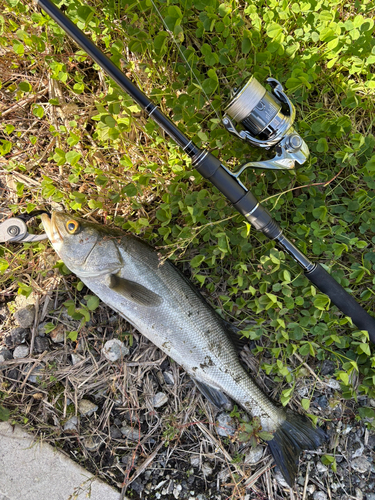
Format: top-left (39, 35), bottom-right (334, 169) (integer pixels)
top-left (41, 212), bottom-right (63, 246)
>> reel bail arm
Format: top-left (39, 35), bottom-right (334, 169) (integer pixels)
top-left (0, 211), bottom-right (49, 243)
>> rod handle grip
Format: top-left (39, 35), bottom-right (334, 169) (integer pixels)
top-left (305, 264), bottom-right (375, 344)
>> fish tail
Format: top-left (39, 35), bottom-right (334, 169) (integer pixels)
top-left (268, 410), bottom-right (326, 486)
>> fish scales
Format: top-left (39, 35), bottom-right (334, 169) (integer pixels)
top-left (41, 212), bottom-right (326, 486)
top-left (85, 233), bottom-right (281, 430)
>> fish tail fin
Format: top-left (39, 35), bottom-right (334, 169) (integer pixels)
top-left (268, 410), bottom-right (326, 486)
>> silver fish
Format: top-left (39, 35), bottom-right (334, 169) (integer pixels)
top-left (41, 212), bottom-right (325, 485)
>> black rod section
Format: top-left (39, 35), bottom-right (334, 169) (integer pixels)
top-left (37, 0), bottom-right (375, 342)
top-left (37, 0), bottom-right (197, 154)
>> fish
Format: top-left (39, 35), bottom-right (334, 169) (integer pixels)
top-left (41, 211), bottom-right (326, 486)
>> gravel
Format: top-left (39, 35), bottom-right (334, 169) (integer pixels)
top-left (50, 324), bottom-right (65, 343)
top-left (63, 416), bottom-right (79, 432)
top-left (244, 446), bottom-right (264, 464)
top-left (313, 492), bottom-right (328, 500)
top-left (316, 462), bottom-right (328, 473)
top-left (121, 424), bottom-right (143, 441)
top-left (201, 463), bottom-right (213, 477)
top-left (5, 327), bottom-right (27, 347)
top-left (78, 399), bottom-right (98, 416)
top-left (102, 339), bottom-right (129, 362)
top-left (216, 413), bottom-right (235, 437)
top-left (26, 364), bottom-right (44, 383)
top-left (0, 348), bottom-right (12, 364)
top-left (163, 371), bottom-right (174, 385)
top-left (2, 294), bottom-right (375, 500)
top-left (351, 456), bottom-right (372, 473)
top-left (14, 305), bottom-right (35, 328)
top-left (34, 336), bottom-right (49, 353)
top-left (152, 392), bottom-right (169, 408)
top-left (13, 345), bottom-right (29, 359)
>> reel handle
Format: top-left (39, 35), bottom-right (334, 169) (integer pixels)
top-left (305, 264), bottom-right (375, 344)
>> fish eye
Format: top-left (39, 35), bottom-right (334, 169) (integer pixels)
top-left (66, 220), bottom-right (80, 234)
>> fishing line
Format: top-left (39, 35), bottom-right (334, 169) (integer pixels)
top-left (148, 0), bottom-right (222, 123)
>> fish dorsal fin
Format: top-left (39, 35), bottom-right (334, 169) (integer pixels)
top-left (109, 274), bottom-right (163, 307)
top-left (222, 320), bottom-right (249, 352)
top-left (192, 379), bottom-right (232, 410)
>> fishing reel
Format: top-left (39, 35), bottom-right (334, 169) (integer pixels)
top-left (223, 76), bottom-right (309, 172)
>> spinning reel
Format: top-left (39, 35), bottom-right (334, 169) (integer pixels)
top-left (223, 76), bottom-right (309, 174)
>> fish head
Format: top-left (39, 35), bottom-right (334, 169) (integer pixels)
top-left (41, 212), bottom-right (123, 277)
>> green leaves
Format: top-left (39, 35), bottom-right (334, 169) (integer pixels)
top-left (0, 405), bottom-right (10, 422)
top-left (266, 23), bottom-right (283, 39)
top-left (85, 295), bottom-right (100, 311)
top-left (0, 258), bottom-right (9, 273)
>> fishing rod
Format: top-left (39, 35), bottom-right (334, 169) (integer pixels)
top-left (36, 0), bottom-right (375, 343)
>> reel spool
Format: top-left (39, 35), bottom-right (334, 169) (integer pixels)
top-left (222, 76), bottom-right (309, 171)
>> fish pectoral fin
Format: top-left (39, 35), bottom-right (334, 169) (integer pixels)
top-left (109, 274), bottom-right (162, 307)
top-left (222, 320), bottom-right (249, 352)
top-left (193, 379), bottom-right (232, 410)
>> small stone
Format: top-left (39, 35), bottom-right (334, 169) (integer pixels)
top-left (78, 399), bottom-right (98, 416)
top-left (37, 322), bottom-right (49, 337)
top-left (330, 483), bottom-right (341, 492)
top-left (173, 484), bottom-right (182, 499)
top-left (307, 485), bottom-right (316, 495)
top-left (366, 495), bottom-right (375, 500)
top-left (216, 413), bottom-right (235, 437)
top-left (190, 456), bottom-right (200, 467)
top-left (121, 453), bottom-right (138, 466)
top-left (163, 371), bottom-right (175, 385)
top-left (64, 416), bottom-right (79, 432)
top-left (5, 327), bottom-right (27, 347)
top-left (83, 436), bottom-right (102, 451)
top-left (50, 324), bottom-right (65, 343)
top-left (0, 305), bottom-right (9, 323)
top-left (352, 436), bottom-right (365, 459)
top-left (274, 469), bottom-right (289, 488)
top-left (244, 446), bottom-right (264, 464)
top-left (162, 480), bottom-right (174, 496)
top-left (369, 399), bottom-right (375, 408)
top-left (27, 365), bottom-right (44, 383)
top-left (320, 360), bottom-right (335, 376)
top-left (297, 476), bottom-right (305, 486)
top-left (14, 305), bottom-right (35, 328)
top-left (342, 425), bottom-right (353, 435)
top-left (197, 494), bottom-right (208, 500)
top-left (313, 492), bottom-right (328, 500)
top-left (110, 426), bottom-right (122, 439)
top-left (152, 392), bottom-right (168, 408)
top-left (102, 339), bottom-right (129, 362)
top-left (327, 379), bottom-right (341, 390)
top-left (13, 345), bottom-right (29, 359)
top-left (314, 395), bottom-right (328, 409)
top-left (218, 468), bottom-right (230, 482)
top-left (155, 480), bottom-right (168, 490)
top-left (71, 353), bottom-right (84, 365)
top-left (351, 456), bottom-right (371, 473)
top-left (6, 368), bottom-right (19, 380)
top-left (316, 462), bottom-right (328, 473)
top-left (0, 348), bottom-right (12, 364)
top-left (34, 336), bottom-right (49, 353)
top-left (121, 424), bottom-right (142, 441)
top-left (201, 463), bottom-right (213, 477)
top-left (355, 488), bottom-right (363, 500)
